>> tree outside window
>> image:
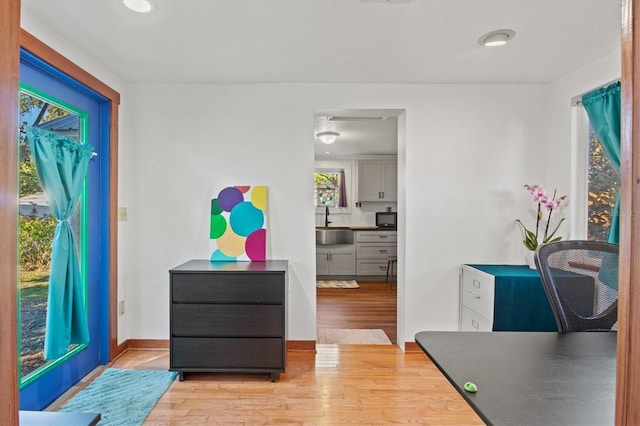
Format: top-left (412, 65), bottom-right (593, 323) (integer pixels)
top-left (587, 125), bottom-right (620, 241)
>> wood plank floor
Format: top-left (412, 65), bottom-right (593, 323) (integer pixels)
top-left (53, 280), bottom-right (482, 424)
top-left (317, 281), bottom-right (398, 344)
top-left (108, 346), bottom-right (483, 425)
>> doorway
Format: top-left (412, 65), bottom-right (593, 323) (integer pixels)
top-left (314, 109), bottom-right (402, 345)
top-left (18, 49), bottom-right (111, 410)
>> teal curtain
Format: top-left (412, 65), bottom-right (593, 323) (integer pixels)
top-left (581, 81), bottom-right (621, 244)
top-left (26, 127), bottom-right (94, 359)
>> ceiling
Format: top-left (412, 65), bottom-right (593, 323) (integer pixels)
top-left (21, 0), bottom-right (622, 157)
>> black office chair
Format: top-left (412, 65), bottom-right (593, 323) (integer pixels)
top-left (534, 240), bottom-right (619, 333)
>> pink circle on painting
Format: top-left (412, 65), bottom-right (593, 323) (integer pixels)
top-left (245, 228), bottom-right (266, 261)
top-left (218, 187), bottom-right (244, 212)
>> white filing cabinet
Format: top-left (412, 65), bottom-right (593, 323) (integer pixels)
top-left (459, 264), bottom-right (558, 332)
top-left (459, 265), bottom-right (495, 331)
top-left (355, 230), bottom-right (397, 277)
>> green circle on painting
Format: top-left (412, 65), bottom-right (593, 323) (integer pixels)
top-left (210, 214), bottom-right (227, 239)
top-left (211, 198), bottom-right (223, 215)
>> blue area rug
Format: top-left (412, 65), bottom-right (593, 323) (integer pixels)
top-left (60, 368), bottom-right (178, 425)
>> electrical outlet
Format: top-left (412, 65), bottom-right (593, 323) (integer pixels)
top-left (118, 206), bottom-right (128, 221)
top-left (119, 300), bottom-right (125, 315)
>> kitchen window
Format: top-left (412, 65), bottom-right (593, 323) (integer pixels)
top-left (314, 164), bottom-right (352, 214)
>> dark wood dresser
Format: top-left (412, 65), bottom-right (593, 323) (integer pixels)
top-left (169, 259), bottom-right (288, 382)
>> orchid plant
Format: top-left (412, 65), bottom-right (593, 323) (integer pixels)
top-left (516, 184), bottom-right (568, 251)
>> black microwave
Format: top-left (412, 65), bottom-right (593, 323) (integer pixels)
top-left (376, 212), bottom-right (397, 228)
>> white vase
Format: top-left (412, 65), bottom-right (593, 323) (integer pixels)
top-left (525, 250), bottom-right (536, 269)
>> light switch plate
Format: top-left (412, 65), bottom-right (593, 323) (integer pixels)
top-left (118, 206), bottom-right (127, 221)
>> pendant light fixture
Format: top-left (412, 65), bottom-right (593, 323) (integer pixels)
top-left (316, 131), bottom-right (340, 144)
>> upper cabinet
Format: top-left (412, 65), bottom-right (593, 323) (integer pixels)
top-left (357, 160), bottom-right (397, 202)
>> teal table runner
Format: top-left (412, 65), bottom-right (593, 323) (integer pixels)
top-left (467, 264), bottom-right (558, 332)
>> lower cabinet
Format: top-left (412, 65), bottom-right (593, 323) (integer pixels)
top-left (169, 259), bottom-right (288, 382)
top-left (355, 231), bottom-right (397, 277)
top-left (316, 244), bottom-right (356, 277)
top-left (459, 264), bottom-right (557, 332)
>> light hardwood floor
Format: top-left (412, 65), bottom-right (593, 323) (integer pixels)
top-left (110, 346), bottom-right (483, 425)
top-left (96, 281), bottom-right (481, 424)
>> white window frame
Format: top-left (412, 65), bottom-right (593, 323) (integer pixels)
top-left (570, 105), bottom-right (590, 240)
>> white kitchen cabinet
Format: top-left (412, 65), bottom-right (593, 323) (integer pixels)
top-left (355, 230), bottom-right (397, 277)
top-left (357, 160), bottom-right (397, 202)
top-left (316, 245), bottom-right (356, 276)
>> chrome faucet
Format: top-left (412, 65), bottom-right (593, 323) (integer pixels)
top-left (325, 205), bottom-right (332, 227)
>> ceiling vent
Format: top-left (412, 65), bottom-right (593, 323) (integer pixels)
top-left (327, 116), bottom-right (388, 122)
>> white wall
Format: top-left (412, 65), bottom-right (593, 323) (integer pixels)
top-left (126, 82), bottom-right (549, 344)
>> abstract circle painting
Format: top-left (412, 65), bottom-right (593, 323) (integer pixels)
top-left (210, 185), bottom-right (268, 261)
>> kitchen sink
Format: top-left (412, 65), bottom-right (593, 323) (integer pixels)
top-left (315, 227), bottom-right (354, 245)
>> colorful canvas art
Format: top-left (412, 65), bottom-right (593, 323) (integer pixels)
top-left (209, 185), bottom-right (268, 261)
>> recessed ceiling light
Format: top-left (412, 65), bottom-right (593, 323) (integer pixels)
top-left (478, 29), bottom-right (515, 47)
top-left (123, 0), bottom-right (156, 13)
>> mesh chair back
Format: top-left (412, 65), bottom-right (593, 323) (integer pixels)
top-left (534, 240), bottom-right (618, 333)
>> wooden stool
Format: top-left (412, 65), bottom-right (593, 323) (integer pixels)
top-left (385, 256), bottom-right (397, 288)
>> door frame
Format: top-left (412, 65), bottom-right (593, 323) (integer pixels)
top-left (0, 17), bottom-right (121, 419)
top-left (19, 30), bottom-right (122, 362)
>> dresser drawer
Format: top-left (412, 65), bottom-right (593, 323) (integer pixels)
top-left (171, 337), bottom-right (284, 369)
top-left (460, 267), bottom-right (494, 319)
top-left (356, 244), bottom-right (397, 258)
top-left (171, 272), bottom-right (283, 303)
top-left (172, 304), bottom-right (283, 337)
top-left (460, 306), bottom-right (492, 331)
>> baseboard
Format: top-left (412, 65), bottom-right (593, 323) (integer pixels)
top-left (127, 339), bottom-right (170, 349)
top-left (287, 340), bottom-right (316, 352)
top-left (404, 341), bottom-right (422, 353)
top-left (113, 340), bottom-right (128, 359)
top-left (118, 339), bottom-right (316, 352)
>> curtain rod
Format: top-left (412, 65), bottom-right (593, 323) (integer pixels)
top-left (571, 78), bottom-right (620, 106)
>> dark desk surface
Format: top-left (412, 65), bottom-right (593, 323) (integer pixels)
top-left (415, 331), bottom-right (616, 426)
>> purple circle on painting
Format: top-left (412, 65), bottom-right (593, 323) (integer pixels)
top-left (218, 187), bottom-right (244, 212)
top-left (245, 229), bottom-right (266, 261)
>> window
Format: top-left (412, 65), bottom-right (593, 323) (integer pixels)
top-left (18, 87), bottom-right (85, 382)
top-left (587, 124), bottom-right (620, 241)
top-left (314, 169), bottom-right (348, 210)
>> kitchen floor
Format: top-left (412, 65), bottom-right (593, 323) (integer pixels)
top-left (316, 281), bottom-right (397, 344)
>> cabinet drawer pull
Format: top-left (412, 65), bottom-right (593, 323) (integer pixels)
top-left (469, 291), bottom-right (481, 299)
top-left (379, 249), bottom-right (388, 254)
top-left (472, 319), bottom-right (480, 330)
top-left (379, 266), bottom-right (387, 270)
top-left (379, 235), bottom-right (388, 239)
